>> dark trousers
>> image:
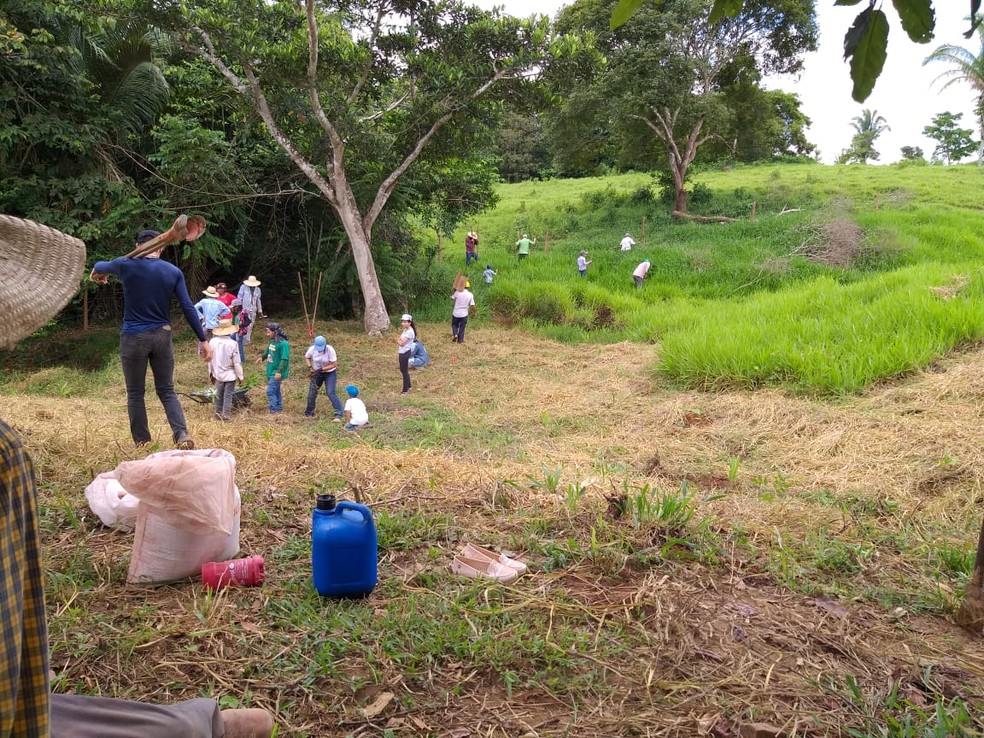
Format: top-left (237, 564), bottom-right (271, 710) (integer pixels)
top-left (120, 327), bottom-right (189, 444)
top-left (466, 251), bottom-right (478, 265)
top-left (451, 315), bottom-right (468, 343)
top-left (305, 370), bottom-right (343, 417)
top-left (399, 351), bottom-right (411, 392)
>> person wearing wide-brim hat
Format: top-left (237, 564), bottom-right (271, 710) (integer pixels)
top-left (89, 226), bottom-right (211, 449)
top-left (236, 275), bottom-right (264, 345)
top-left (0, 214), bottom-right (275, 738)
top-left (195, 286), bottom-right (232, 337)
top-left (208, 319), bottom-right (244, 421)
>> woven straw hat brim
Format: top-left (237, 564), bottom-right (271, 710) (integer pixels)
top-left (0, 215), bottom-right (86, 349)
top-left (243, 276), bottom-right (261, 287)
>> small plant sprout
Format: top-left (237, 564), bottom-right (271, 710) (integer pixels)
top-left (728, 456), bottom-right (740, 484)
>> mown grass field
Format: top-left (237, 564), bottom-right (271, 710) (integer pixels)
top-left (4, 162), bottom-right (984, 737)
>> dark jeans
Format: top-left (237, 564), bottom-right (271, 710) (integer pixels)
top-left (465, 251), bottom-right (478, 265)
top-left (305, 370), bottom-right (343, 417)
top-left (236, 333), bottom-right (246, 363)
top-left (120, 327), bottom-right (189, 445)
top-left (451, 315), bottom-right (468, 343)
top-left (634, 275), bottom-right (644, 288)
top-left (266, 376), bottom-right (283, 412)
top-left (399, 351), bottom-right (411, 392)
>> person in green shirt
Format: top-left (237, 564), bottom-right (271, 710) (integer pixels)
top-left (516, 233), bottom-right (536, 260)
top-left (256, 322), bottom-right (290, 412)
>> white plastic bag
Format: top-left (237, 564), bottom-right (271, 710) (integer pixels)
top-left (84, 473), bottom-right (140, 531)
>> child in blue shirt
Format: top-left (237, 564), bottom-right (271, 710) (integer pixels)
top-left (483, 264), bottom-right (497, 285)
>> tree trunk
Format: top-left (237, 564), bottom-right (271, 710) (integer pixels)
top-left (673, 185), bottom-right (688, 213)
top-left (956, 515), bottom-right (984, 635)
top-left (332, 194), bottom-right (390, 335)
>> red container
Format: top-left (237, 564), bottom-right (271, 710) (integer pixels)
top-left (201, 555), bottom-right (265, 590)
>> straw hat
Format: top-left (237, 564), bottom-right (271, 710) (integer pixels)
top-left (0, 215), bottom-right (86, 349)
top-left (202, 286), bottom-right (219, 298)
top-left (212, 319), bottom-right (238, 336)
top-left (243, 275), bottom-right (261, 287)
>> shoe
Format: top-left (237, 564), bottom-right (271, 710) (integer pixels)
top-left (460, 543), bottom-right (528, 576)
top-left (401, 389), bottom-right (410, 395)
top-left (221, 708), bottom-right (275, 738)
top-left (332, 416), bottom-right (342, 422)
top-left (451, 554), bottom-right (519, 584)
top-left (175, 433), bottom-right (195, 450)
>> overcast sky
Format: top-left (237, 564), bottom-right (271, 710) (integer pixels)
top-left (472, 0), bottom-right (982, 164)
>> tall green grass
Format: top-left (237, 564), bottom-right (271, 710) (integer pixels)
top-left (417, 163), bottom-right (984, 394)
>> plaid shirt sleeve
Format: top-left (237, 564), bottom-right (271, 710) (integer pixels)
top-left (0, 419), bottom-right (50, 738)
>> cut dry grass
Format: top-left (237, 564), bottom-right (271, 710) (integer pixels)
top-left (4, 319), bottom-right (984, 736)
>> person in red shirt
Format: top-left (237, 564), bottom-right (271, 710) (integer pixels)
top-left (215, 282), bottom-right (236, 307)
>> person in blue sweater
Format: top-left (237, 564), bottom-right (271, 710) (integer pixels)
top-left (408, 340), bottom-right (430, 368)
top-left (90, 228), bottom-right (212, 449)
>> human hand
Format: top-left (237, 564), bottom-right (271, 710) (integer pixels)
top-left (89, 269), bottom-right (109, 284)
top-left (200, 341), bottom-right (213, 361)
top-left (274, 372), bottom-right (281, 380)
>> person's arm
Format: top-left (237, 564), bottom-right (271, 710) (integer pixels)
top-left (233, 346), bottom-right (244, 383)
top-left (89, 257), bottom-right (126, 284)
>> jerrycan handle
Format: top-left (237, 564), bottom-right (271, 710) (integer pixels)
top-left (336, 500), bottom-right (372, 525)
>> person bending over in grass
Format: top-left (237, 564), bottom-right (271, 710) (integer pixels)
top-left (620, 232), bottom-right (636, 251)
top-left (409, 340), bottom-right (430, 369)
top-left (304, 335), bottom-right (344, 421)
top-left (633, 259), bottom-right (650, 289)
top-left (3, 213), bottom-right (275, 738)
top-left (343, 385), bottom-right (369, 430)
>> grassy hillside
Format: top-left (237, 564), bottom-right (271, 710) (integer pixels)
top-left (420, 163), bottom-right (984, 394)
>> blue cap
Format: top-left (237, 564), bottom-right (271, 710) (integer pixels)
top-left (135, 229), bottom-right (161, 245)
top-left (345, 385), bottom-right (359, 397)
top-left (644, 259), bottom-right (650, 263)
top-left (314, 336), bottom-right (326, 350)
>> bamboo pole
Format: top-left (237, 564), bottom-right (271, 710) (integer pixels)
top-left (310, 271), bottom-right (323, 337)
top-left (641, 215), bottom-right (646, 242)
top-left (297, 271), bottom-right (311, 337)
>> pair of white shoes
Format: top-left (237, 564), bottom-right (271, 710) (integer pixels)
top-left (451, 543), bottom-right (527, 584)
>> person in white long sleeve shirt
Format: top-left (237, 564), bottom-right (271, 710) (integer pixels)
top-left (208, 321), bottom-right (244, 420)
top-left (619, 233), bottom-right (636, 251)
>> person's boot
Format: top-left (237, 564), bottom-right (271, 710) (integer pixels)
top-left (221, 708), bottom-right (275, 738)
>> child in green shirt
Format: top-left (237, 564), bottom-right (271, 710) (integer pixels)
top-left (256, 322), bottom-right (290, 412)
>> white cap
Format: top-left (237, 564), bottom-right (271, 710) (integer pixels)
top-left (401, 313), bottom-right (413, 322)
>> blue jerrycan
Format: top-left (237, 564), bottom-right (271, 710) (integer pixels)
top-left (312, 494), bottom-right (378, 598)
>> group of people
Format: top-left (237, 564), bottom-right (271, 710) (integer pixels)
top-left (468, 228), bottom-right (651, 288)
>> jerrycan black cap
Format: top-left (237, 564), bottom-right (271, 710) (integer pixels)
top-left (316, 494), bottom-right (337, 511)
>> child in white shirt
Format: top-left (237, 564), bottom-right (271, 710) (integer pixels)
top-left (208, 321), bottom-right (244, 420)
top-left (343, 384), bottom-right (369, 430)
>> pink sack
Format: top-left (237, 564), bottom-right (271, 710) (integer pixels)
top-left (114, 449), bottom-right (241, 585)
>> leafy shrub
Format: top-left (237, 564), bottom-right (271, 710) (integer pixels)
top-left (690, 182), bottom-right (713, 206)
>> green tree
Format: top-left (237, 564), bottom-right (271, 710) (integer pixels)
top-left (900, 145), bottom-right (925, 160)
top-left (837, 108), bottom-right (889, 164)
top-left (554, 0), bottom-right (816, 213)
top-left (923, 25), bottom-right (984, 162)
top-left (616, 1), bottom-right (981, 104)
top-left (496, 111), bottom-right (552, 182)
top-left (157, 0), bottom-right (580, 334)
top-left (923, 110), bottom-right (978, 163)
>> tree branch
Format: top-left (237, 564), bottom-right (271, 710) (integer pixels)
top-left (241, 63), bottom-right (338, 207)
top-left (305, 0), bottom-right (345, 159)
top-left (362, 68), bottom-right (508, 235)
top-left (183, 27), bottom-right (247, 94)
top-left (348, 5), bottom-right (386, 104)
